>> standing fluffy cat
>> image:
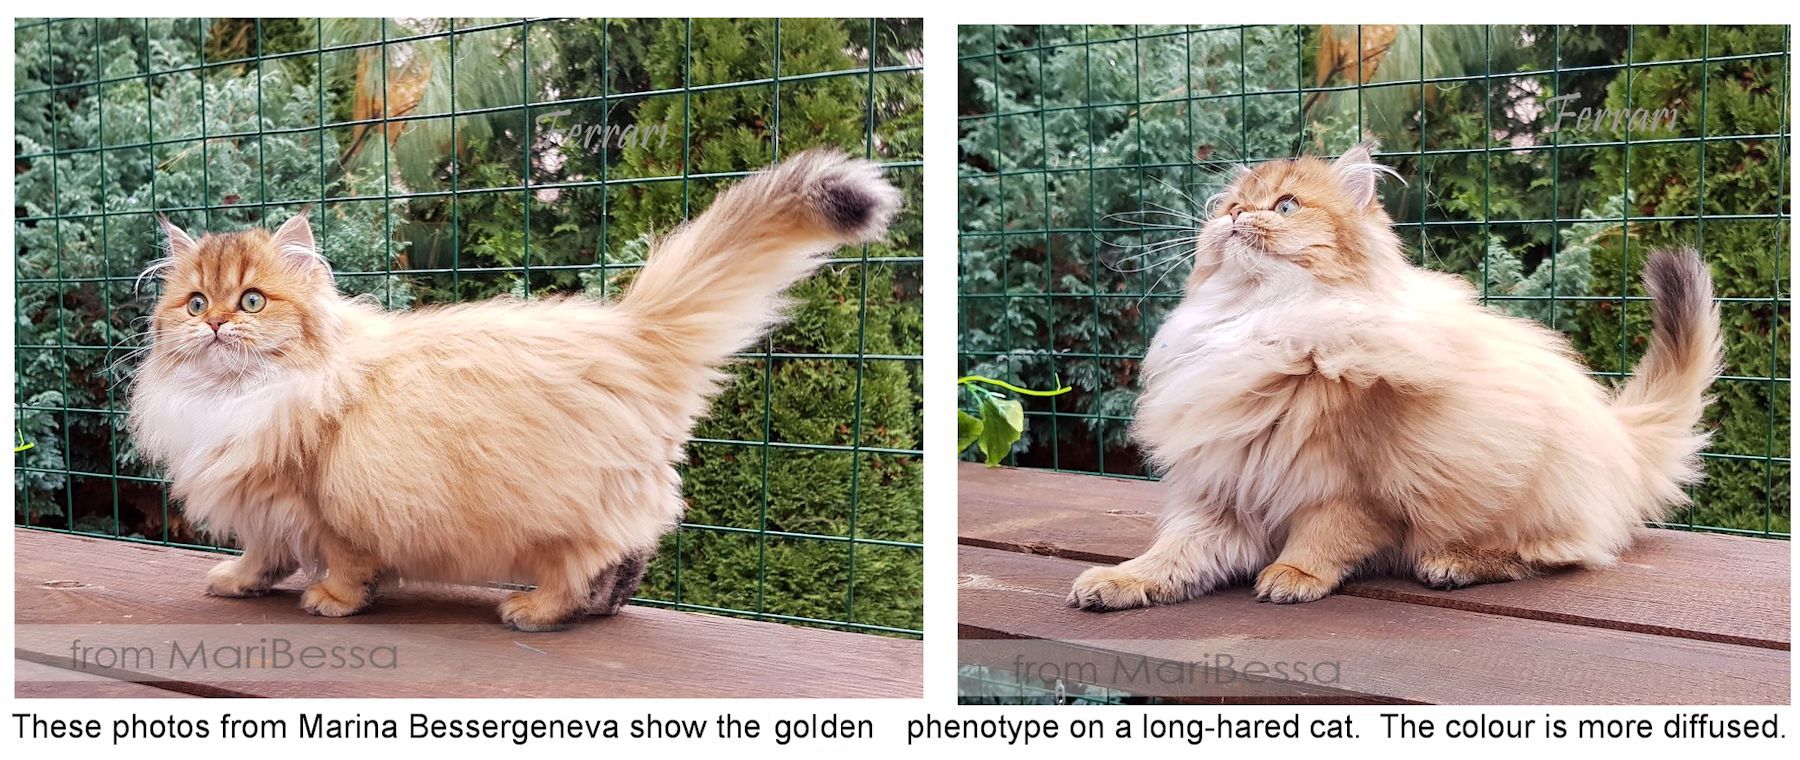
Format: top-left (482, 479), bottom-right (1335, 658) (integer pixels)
top-left (1069, 142), bottom-right (1720, 610)
top-left (130, 150), bottom-right (900, 631)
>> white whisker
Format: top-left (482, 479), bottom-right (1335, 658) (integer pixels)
top-left (1101, 237), bottom-right (1201, 272)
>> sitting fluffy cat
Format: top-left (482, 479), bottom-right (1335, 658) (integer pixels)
top-left (1069, 142), bottom-right (1720, 610)
top-left (130, 150), bottom-right (900, 630)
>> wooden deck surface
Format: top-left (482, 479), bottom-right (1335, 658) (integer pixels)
top-left (16, 528), bottom-right (922, 698)
top-left (959, 463), bottom-right (1790, 704)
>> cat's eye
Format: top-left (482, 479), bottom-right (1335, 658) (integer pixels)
top-left (240, 289), bottom-right (267, 313)
top-left (1274, 196), bottom-right (1301, 216)
top-left (185, 294), bottom-right (207, 316)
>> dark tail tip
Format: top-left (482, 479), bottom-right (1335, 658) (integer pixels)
top-left (588, 548), bottom-right (651, 618)
top-left (786, 149), bottom-right (902, 243)
top-left (818, 175), bottom-right (882, 233)
top-left (1643, 248), bottom-right (1711, 352)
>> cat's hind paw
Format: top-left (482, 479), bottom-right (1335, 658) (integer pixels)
top-left (500, 591), bottom-right (575, 632)
top-left (206, 559), bottom-right (271, 598)
top-left (205, 557), bottom-right (292, 598)
top-left (1413, 546), bottom-right (1530, 591)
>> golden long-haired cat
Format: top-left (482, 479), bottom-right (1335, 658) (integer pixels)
top-left (1069, 142), bottom-right (1721, 610)
top-left (129, 150), bottom-right (900, 630)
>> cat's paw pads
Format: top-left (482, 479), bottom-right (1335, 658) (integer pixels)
top-left (300, 584), bottom-right (370, 617)
top-left (1068, 565), bottom-right (1167, 611)
top-left (500, 592), bottom-right (573, 632)
top-left (1253, 563), bottom-right (1334, 604)
top-left (205, 559), bottom-right (271, 598)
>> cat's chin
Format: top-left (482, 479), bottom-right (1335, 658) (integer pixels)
top-left (175, 347), bottom-right (282, 383)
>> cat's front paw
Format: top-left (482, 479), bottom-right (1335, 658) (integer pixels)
top-left (300, 583), bottom-right (372, 617)
top-left (499, 592), bottom-right (574, 632)
top-left (1253, 563), bottom-right (1334, 604)
top-left (1068, 565), bottom-right (1172, 611)
top-left (206, 559), bottom-right (273, 598)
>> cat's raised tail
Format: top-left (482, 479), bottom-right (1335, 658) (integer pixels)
top-left (618, 149), bottom-right (901, 373)
top-left (1611, 248), bottom-right (1724, 513)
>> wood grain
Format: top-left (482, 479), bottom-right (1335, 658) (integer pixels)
top-left (16, 529), bottom-right (921, 698)
top-left (959, 545), bottom-right (1789, 704)
top-left (959, 462), bottom-right (1791, 649)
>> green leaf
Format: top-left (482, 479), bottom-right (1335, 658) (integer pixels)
top-left (975, 394), bottom-right (1025, 467)
top-left (956, 410), bottom-right (983, 454)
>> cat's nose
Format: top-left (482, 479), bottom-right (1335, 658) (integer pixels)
top-left (206, 317), bottom-right (226, 332)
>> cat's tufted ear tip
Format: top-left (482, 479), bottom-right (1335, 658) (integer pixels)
top-left (271, 212), bottom-right (331, 278)
top-left (272, 212), bottom-right (315, 251)
top-left (1331, 140), bottom-right (1394, 210)
top-left (1332, 139), bottom-right (1381, 169)
top-left (158, 215), bottom-right (199, 257)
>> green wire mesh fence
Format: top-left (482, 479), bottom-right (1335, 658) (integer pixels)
top-left (958, 24), bottom-right (1789, 537)
top-left (15, 17), bottom-right (924, 636)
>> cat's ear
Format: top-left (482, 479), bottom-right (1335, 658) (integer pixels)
top-left (138, 216), bottom-right (197, 293)
top-left (1331, 140), bottom-right (1392, 210)
top-left (158, 215), bottom-right (199, 258)
top-left (271, 212), bottom-right (331, 278)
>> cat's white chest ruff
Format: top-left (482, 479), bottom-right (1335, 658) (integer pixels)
top-left (1144, 299), bottom-right (1269, 375)
top-left (137, 370), bottom-right (301, 480)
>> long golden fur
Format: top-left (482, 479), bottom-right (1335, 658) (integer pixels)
top-left (129, 150), bottom-right (900, 630)
top-left (1069, 142), bottom-right (1721, 610)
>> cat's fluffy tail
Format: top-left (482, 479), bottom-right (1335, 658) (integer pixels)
top-left (618, 149), bottom-right (900, 373)
top-left (1611, 248), bottom-right (1723, 516)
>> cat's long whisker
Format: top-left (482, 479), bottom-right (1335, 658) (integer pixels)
top-left (1202, 190), bottom-right (1231, 219)
top-left (1196, 131), bottom-right (1248, 164)
top-left (134, 257), bottom-right (176, 295)
top-left (1094, 225), bottom-right (1199, 255)
top-left (1133, 248), bottom-right (1201, 307)
top-left (105, 323), bottom-right (179, 383)
top-left (1121, 200), bottom-right (1203, 225)
top-left (1096, 228), bottom-right (1199, 253)
top-left (104, 346), bottom-right (156, 378)
top-left (1144, 174), bottom-right (1207, 218)
top-left (1101, 236), bottom-right (1201, 272)
top-left (1104, 236), bottom-right (1201, 266)
top-left (1108, 234), bottom-right (1200, 256)
top-left (1098, 211), bottom-right (1199, 231)
top-left (1189, 159), bottom-right (1242, 188)
top-left (1108, 248), bottom-right (1199, 276)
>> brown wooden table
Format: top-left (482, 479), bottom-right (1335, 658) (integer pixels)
top-left (16, 528), bottom-right (921, 698)
top-left (959, 462), bottom-right (1789, 704)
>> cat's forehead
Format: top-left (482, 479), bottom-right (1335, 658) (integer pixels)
top-left (175, 230), bottom-right (275, 286)
top-left (1230, 156), bottom-right (1337, 202)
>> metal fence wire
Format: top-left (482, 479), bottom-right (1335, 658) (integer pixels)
top-left (958, 25), bottom-right (1789, 537)
top-left (14, 17), bottom-right (924, 636)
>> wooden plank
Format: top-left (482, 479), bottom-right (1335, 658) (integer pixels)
top-left (15, 529), bottom-right (920, 698)
top-left (959, 545), bottom-right (1789, 705)
top-left (960, 462), bottom-right (1791, 649)
top-left (15, 657), bottom-right (194, 699)
top-left (959, 462), bottom-right (1163, 563)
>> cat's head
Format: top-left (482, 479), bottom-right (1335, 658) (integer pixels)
top-left (1192, 141), bottom-right (1405, 291)
top-left (142, 214), bottom-right (338, 377)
